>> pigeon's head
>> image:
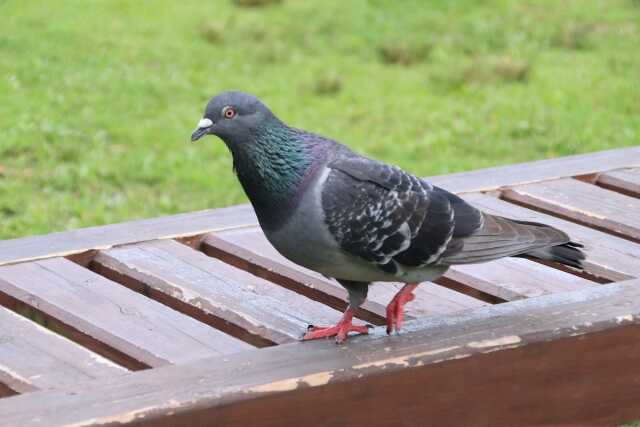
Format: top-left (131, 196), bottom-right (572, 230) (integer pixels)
top-left (191, 91), bottom-right (275, 143)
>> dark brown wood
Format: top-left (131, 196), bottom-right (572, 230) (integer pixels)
top-left (0, 306), bottom-right (127, 394)
top-left (92, 240), bottom-right (346, 345)
top-left (446, 257), bottom-right (595, 301)
top-left (0, 258), bottom-right (251, 368)
top-left (503, 178), bottom-right (640, 243)
top-left (428, 146), bottom-right (640, 193)
top-left (597, 168), bottom-right (640, 198)
top-left (2, 280), bottom-right (640, 427)
top-left (202, 228), bottom-right (487, 322)
top-left (0, 204), bottom-right (257, 267)
top-left (463, 193), bottom-right (640, 281)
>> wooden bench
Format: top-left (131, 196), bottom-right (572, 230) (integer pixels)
top-left (0, 146), bottom-right (639, 426)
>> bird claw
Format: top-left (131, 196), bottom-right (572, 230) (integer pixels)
top-left (386, 284), bottom-right (417, 335)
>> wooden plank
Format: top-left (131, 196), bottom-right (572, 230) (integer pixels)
top-left (463, 193), bottom-right (640, 281)
top-left (0, 306), bottom-right (126, 394)
top-left (428, 146), bottom-right (640, 193)
top-left (446, 258), bottom-right (595, 301)
top-left (503, 178), bottom-right (640, 242)
top-left (92, 240), bottom-right (346, 346)
top-left (202, 228), bottom-right (487, 322)
top-left (0, 204), bottom-right (258, 267)
top-left (0, 258), bottom-right (251, 369)
top-left (2, 280), bottom-right (640, 427)
top-left (597, 168), bottom-right (640, 197)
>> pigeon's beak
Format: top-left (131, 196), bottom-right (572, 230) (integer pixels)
top-left (191, 118), bottom-right (213, 142)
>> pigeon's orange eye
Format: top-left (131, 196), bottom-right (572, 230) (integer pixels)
top-left (222, 106), bottom-right (236, 119)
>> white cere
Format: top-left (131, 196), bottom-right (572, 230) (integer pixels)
top-left (197, 118), bottom-right (213, 128)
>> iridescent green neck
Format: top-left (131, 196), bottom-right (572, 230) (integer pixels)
top-left (225, 119), bottom-right (314, 229)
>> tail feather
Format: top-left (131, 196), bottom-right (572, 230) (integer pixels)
top-left (519, 241), bottom-right (586, 269)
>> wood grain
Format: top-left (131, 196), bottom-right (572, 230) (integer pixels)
top-left (2, 280), bottom-right (640, 427)
top-left (92, 240), bottom-right (346, 345)
top-left (597, 168), bottom-right (640, 198)
top-left (447, 257), bottom-right (595, 301)
top-left (503, 178), bottom-right (640, 242)
top-left (429, 146), bottom-right (640, 193)
top-left (0, 306), bottom-right (126, 394)
top-left (0, 204), bottom-right (257, 267)
top-left (0, 258), bottom-right (251, 369)
top-left (202, 228), bottom-right (487, 322)
top-left (462, 193), bottom-right (640, 282)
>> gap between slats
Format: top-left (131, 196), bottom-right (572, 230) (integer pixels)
top-left (594, 168), bottom-right (640, 199)
top-left (89, 261), bottom-right (276, 348)
top-left (0, 258), bottom-right (253, 375)
top-left (88, 240), bottom-right (352, 347)
top-left (465, 192), bottom-right (640, 283)
top-left (0, 290), bottom-right (148, 372)
top-left (501, 178), bottom-right (640, 245)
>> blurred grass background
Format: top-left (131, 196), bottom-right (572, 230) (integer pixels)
top-left (1, 0), bottom-right (639, 239)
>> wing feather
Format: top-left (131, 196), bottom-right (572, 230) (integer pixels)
top-left (321, 154), bottom-right (575, 274)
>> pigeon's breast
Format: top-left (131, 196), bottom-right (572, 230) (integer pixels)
top-left (264, 166), bottom-right (347, 273)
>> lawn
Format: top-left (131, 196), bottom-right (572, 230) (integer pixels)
top-left (1, 0), bottom-right (638, 239)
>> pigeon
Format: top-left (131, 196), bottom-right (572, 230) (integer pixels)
top-left (191, 91), bottom-right (585, 343)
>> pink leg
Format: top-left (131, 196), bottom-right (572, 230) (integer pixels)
top-left (386, 283), bottom-right (418, 334)
top-left (302, 308), bottom-right (370, 344)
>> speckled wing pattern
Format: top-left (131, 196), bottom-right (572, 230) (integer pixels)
top-left (321, 155), bottom-right (571, 276)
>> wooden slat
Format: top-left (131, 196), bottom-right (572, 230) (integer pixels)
top-left (2, 280), bottom-right (640, 427)
top-left (597, 168), bottom-right (640, 197)
top-left (92, 240), bottom-right (346, 346)
top-left (202, 228), bottom-right (487, 322)
top-left (463, 193), bottom-right (640, 281)
top-left (0, 204), bottom-right (257, 267)
top-left (428, 146), bottom-right (640, 193)
top-left (0, 258), bottom-right (251, 369)
top-left (0, 306), bottom-right (126, 394)
top-left (446, 258), bottom-right (594, 301)
top-left (503, 178), bottom-right (640, 242)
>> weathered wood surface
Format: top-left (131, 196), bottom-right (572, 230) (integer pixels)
top-left (2, 280), bottom-right (640, 427)
top-left (503, 178), bottom-right (640, 242)
top-left (0, 147), bottom-right (638, 268)
top-left (0, 306), bottom-right (126, 394)
top-left (447, 258), bottom-right (595, 301)
top-left (0, 204), bottom-right (257, 267)
top-left (202, 228), bottom-right (487, 321)
top-left (92, 240), bottom-right (345, 346)
top-left (597, 167), bottom-right (640, 197)
top-left (429, 146), bottom-right (640, 193)
top-left (0, 258), bottom-right (251, 369)
top-left (464, 193), bottom-right (640, 281)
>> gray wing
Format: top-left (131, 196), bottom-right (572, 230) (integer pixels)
top-left (321, 155), bottom-right (574, 275)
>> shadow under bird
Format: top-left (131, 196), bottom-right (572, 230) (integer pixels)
top-left (191, 91), bottom-right (586, 343)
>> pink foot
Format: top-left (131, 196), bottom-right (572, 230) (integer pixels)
top-left (302, 308), bottom-right (370, 343)
top-left (386, 283), bottom-right (418, 334)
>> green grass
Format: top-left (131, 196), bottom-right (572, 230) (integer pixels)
top-left (1, 0), bottom-right (639, 239)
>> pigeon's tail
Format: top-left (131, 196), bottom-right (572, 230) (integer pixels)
top-left (520, 241), bottom-right (586, 269)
